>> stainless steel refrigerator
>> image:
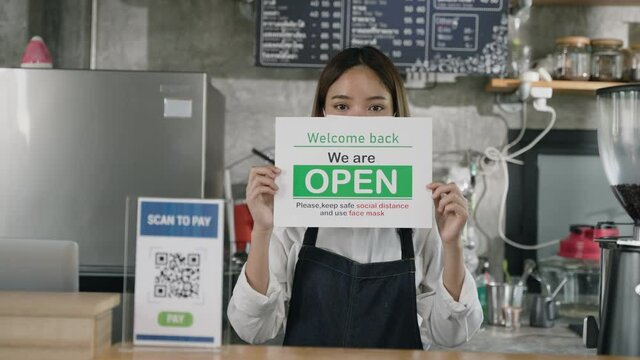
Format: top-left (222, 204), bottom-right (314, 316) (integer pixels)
top-left (0, 68), bottom-right (225, 275)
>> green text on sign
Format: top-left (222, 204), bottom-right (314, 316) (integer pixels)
top-left (158, 311), bottom-right (193, 327)
top-left (293, 165), bottom-right (412, 199)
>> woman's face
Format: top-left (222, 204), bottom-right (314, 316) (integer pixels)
top-left (324, 65), bottom-right (394, 117)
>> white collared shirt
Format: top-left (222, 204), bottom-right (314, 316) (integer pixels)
top-left (227, 227), bottom-right (483, 349)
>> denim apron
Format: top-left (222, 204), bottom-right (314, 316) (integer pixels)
top-left (282, 227), bottom-right (423, 349)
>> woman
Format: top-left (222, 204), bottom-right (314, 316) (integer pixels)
top-left (228, 46), bottom-right (483, 349)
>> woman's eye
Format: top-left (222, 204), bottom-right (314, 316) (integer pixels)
top-left (334, 104), bottom-right (349, 111)
top-left (369, 105), bottom-right (385, 112)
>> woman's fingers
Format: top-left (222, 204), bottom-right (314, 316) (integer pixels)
top-left (428, 182), bottom-right (444, 209)
top-left (249, 166), bottom-right (281, 179)
top-left (436, 192), bottom-right (467, 213)
top-left (247, 185), bottom-right (277, 201)
top-left (428, 182), bottom-right (462, 200)
top-left (443, 202), bottom-right (468, 217)
top-left (247, 166), bottom-right (281, 195)
top-left (250, 176), bottom-right (279, 191)
top-left (428, 182), bottom-right (466, 213)
top-left (245, 167), bottom-right (279, 231)
top-left (426, 182), bottom-right (443, 190)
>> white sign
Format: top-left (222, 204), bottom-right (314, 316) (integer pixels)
top-left (274, 117), bottom-right (432, 228)
top-left (133, 198), bottom-right (224, 348)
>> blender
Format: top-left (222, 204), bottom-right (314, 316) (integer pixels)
top-left (588, 84), bottom-right (640, 356)
top-left (538, 224), bottom-right (618, 320)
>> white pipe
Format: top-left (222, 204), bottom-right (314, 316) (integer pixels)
top-left (90, 0), bottom-right (98, 69)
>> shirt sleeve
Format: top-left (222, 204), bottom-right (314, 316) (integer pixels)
top-left (227, 227), bottom-right (296, 344)
top-left (416, 228), bottom-right (484, 348)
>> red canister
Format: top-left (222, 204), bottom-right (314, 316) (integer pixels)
top-left (234, 203), bottom-right (253, 253)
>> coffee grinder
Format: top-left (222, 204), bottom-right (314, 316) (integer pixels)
top-left (585, 84), bottom-right (640, 356)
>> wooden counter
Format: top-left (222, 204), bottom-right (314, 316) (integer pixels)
top-left (97, 345), bottom-right (636, 360)
top-left (0, 291), bottom-right (121, 360)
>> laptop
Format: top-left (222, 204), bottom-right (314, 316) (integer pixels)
top-left (0, 238), bottom-right (79, 292)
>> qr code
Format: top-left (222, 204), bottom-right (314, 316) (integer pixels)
top-left (153, 252), bottom-right (200, 299)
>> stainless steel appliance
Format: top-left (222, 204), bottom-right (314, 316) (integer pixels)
top-left (0, 68), bottom-right (225, 275)
top-left (589, 84), bottom-right (640, 356)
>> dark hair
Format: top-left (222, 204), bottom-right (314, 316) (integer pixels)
top-left (311, 46), bottom-right (410, 117)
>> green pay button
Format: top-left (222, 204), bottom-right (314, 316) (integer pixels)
top-left (158, 311), bottom-right (193, 327)
top-left (293, 165), bottom-right (412, 198)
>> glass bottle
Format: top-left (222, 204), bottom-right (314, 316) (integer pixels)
top-left (627, 43), bottom-right (640, 81)
top-left (554, 36), bottom-right (591, 81)
top-left (475, 258), bottom-right (495, 321)
top-left (591, 38), bottom-right (624, 81)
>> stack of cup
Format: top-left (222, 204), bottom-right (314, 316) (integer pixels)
top-left (486, 282), bottom-right (524, 328)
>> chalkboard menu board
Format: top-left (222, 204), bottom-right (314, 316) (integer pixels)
top-left (256, 0), bottom-right (507, 75)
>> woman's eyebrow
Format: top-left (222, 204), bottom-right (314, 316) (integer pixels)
top-left (330, 94), bottom-right (351, 100)
top-left (330, 94), bottom-right (388, 100)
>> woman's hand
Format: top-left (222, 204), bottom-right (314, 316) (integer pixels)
top-left (246, 166), bottom-right (281, 232)
top-left (426, 182), bottom-right (468, 249)
top-left (244, 166), bottom-right (280, 295)
top-left (427, 182), bottom-right (468, 301)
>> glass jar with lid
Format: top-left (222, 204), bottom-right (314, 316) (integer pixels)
top-left (591, 38), bottom-right (624, 81)
top-left (554, 36), bottom-right (591, 81)
top-left (627, 43), bottom-right (640, 81)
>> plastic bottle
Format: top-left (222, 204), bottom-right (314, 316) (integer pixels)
top-left (21, 36), bottom-right (53, 68)
top-left (475, 258), bottom-right (494, 321)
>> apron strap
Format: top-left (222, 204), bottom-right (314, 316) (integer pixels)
top-left (397, 228), bottom-right (415, 260)
top-left (303, 227), bottom-right (319, 246)
top-left (303, 227), bottom-right (415, 260)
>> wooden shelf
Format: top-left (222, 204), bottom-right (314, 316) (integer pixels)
top-left (486, 78), bottom-right (628, 95)
top-left (533, 0), bottom-right (640, 5)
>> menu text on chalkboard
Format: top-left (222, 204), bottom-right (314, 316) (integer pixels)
top-left (256, 0), bottom-right (507, 75)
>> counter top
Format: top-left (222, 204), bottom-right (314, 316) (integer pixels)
top-left (236, 319), bottom-right (595, 355)
top-left (97, 345), bottom-right (628, 360)
top-left (433, 323), bottom-right (594, 355)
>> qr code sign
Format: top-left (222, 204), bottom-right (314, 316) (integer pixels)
top-left (154, 252), bottom-right (201, 299)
